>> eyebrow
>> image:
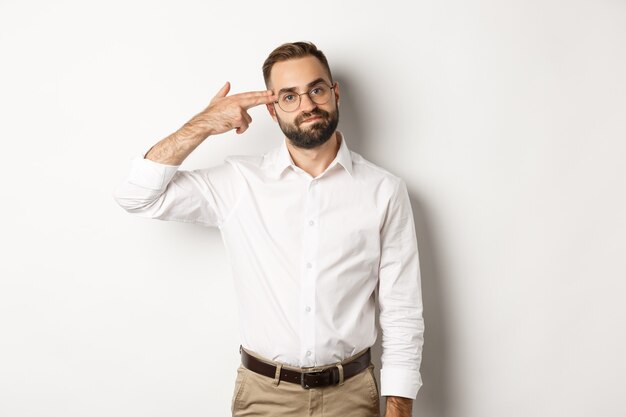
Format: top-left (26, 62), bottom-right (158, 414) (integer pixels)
top-left (277, 78), bottom-right (329, 95)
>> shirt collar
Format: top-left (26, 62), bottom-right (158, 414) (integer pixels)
top-left (271, 131), bottom-right (353, 179)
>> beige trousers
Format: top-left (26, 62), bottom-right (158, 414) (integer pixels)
top-left (231, 347), bottom-right (380, 417)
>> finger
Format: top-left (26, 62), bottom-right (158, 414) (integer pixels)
top-left (213, 82), bottom-right (231, 99)
top-left (243, 111), bottom-right (252, 125)
top-left (236, 90), bottom-right (278, 109)
top-left (235, 122), bottom-right (249, 134)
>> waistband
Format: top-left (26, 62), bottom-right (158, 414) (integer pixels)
top-left (239, 345), bottom-right (371, 372)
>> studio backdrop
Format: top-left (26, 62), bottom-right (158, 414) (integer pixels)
top-left (1, 1), bottom-right (625, 416)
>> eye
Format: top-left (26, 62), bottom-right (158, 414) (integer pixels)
top-left (282, 94), bottom-right (296, 103)
top-left (310, 87), bottom-right (323, 95)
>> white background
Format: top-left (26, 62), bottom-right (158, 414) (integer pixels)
top-left (1, 1), bottom-right (625, 416)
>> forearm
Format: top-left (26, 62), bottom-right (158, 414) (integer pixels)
top-left (144, 123), bottom-right (208, 166)
top-left (385, 396), bottom-right (413, 416)
top-left (141, 82), bottom-right (276, 165)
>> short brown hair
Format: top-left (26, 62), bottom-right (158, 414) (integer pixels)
top-left (262, 41), bottom-right (333, 87)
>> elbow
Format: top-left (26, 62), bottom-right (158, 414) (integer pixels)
top-left (112, 185), bottom-right (159, 213)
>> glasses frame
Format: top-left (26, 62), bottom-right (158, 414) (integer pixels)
top-left (273, 81), bottom-right (337, 113)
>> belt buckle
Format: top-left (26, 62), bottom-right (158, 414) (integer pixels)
top-left (300, 368), bottom-right (337, 389)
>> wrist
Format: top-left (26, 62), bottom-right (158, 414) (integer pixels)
top-left (385, 396), bottom-right (413, 414)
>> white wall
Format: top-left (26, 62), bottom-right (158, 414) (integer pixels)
top-left (1, 1), bottom-right (625, 416)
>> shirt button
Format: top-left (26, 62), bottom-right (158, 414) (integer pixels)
top-left (306, 350), bottom-right (312, 357)
top-left (305, 306), bottom-right (311, 312)
top-left (306, 262), bottom-right (312, 269)
top-left (308, 220), bottom-right (315, 226)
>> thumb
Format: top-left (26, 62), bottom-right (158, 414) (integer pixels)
top-left (213, 81), bottom-right (230, 99)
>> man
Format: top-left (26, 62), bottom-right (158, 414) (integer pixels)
top-left (113, 41), bottom-right (424, 417)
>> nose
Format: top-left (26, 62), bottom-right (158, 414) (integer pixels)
top-left (299, 93), bottom-right (317, 112)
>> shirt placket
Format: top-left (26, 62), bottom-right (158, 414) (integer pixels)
top-left (300, 177), bottom-right (320, 366)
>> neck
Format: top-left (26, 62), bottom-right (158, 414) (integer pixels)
top-left (286, 131), bottom-right (341, 178)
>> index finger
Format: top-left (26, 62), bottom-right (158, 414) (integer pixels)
top-left (234, 90), bottom-right (278, 109)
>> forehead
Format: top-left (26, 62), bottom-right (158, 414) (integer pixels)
top-left (269, 56), bottom-right (331, 89)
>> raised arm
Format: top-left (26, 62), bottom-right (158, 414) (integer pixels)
top-left (143, 82), bottom-right (277, 165)
top-left (112, 83), bottom-right (277, 227)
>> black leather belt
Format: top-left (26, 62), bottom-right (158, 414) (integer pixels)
top-left (239, 345), bottom-right (371, 389)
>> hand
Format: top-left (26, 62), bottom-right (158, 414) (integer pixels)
top-left (384, 396), bottom-right (413, 417)
top-left (184, 82), bottom-right (278, 137)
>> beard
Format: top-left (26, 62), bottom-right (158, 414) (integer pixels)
top-left (277, 105), bottom-right (339, 150)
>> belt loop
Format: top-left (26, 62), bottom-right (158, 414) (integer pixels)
top-left (336, 362), bottom-right (345, 386)
top-left (273, 363), bottom-right (283, 386)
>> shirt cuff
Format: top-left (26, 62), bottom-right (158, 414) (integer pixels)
top-left (127, 155), bottom-right (180, 191)
top-left (380, 366), bottom-right (422, 399)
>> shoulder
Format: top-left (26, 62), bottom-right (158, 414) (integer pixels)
top-left (350, 150), bottom-right (405, 193)
top-left (224, 144), bottom-right (278, 169)
top-left (224, 154), bottom-right (264, 167)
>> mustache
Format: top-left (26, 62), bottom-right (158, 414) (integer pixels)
top-left (296, 109), bottom-right (330, 125)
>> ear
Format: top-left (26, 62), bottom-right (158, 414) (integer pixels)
top-left (266, 103), bottom-right (278, 122)
top-left (333, 81), bottom-right (340, 107)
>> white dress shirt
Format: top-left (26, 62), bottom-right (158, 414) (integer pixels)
top-left (113, 131), bottom-right (424, 399)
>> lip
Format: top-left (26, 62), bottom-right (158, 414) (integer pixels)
top-left (301, 116), bottom-right (322, 123)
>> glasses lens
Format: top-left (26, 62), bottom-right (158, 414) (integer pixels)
top-left (309, 84), bottom-right (331, 105)
top-left (279, 92), bottom-right (299, 112)
top-left (277, 83), bottom-right (333, 112)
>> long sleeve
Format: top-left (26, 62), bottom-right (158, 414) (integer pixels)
top-left (377, 178), bottom-right (425, 399)
top-left (112, 155), bottom-right (242, 228)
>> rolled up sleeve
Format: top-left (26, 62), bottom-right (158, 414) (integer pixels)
top-left (377, 178), bottom-right (425, 399)
top-left (112, 155), bottom-right (241, 228)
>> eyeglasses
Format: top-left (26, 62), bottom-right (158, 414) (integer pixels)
top-left (274, 82), bottom-right (336, 112)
